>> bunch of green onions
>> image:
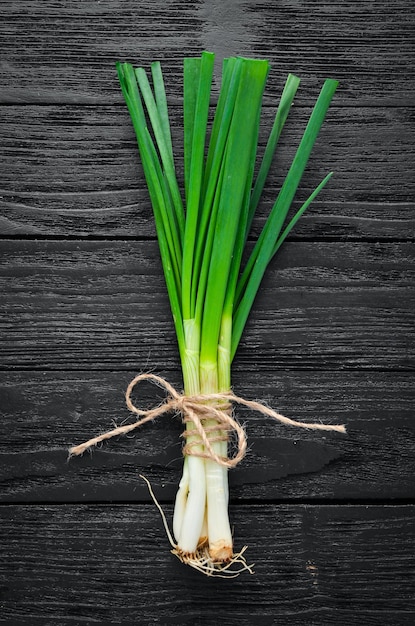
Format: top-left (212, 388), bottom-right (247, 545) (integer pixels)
top-left (117, 51), bottom-right (337, 574)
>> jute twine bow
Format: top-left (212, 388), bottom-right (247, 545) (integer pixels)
top-left (69, 373), bottom-right (346, 467)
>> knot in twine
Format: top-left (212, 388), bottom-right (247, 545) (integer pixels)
top-left (69, 373), bottom-right (346, 468)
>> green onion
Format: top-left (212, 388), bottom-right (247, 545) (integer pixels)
top-left (117, 52), bottom-right (338, 574)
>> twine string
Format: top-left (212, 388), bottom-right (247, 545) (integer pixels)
top-left (68, 373), bottom-right (346, 466)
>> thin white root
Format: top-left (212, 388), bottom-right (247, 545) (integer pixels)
top-left (139, 474), bottom-right (176, 548)
top-left (140, 474), bottom-right (254, 577)
top-left (172, 544), bottom-right (255, 578)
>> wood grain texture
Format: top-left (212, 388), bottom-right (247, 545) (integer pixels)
top-left (1, 0), bottom-right (414, 105)
top-left (1, 240), bottom-right (414, 371)
top-left (1, 504), bottom-right (414, 624)
top-left (1, 0), bottom-right (414, 621)
top-left (0, 370), bottom-right (414, 503)
top-left (0, 104), bottom-right (414, 238)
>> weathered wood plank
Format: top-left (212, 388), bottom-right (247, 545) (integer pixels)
top-left (1, 0), bottom-right (414, 105)
top-left (1, 504), bottom-right (414, 624)
top-left (1, 1), bottom-right (413, 622)
top-left (0, 370), bottom-right (414, 502)
top-left (0, 104), bottom-right (414, 238)
top-left (1, 240), bottom-right (414, 371)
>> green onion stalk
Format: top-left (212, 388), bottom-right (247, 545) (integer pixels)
top-left (116, 52), bottom-right (338, 574)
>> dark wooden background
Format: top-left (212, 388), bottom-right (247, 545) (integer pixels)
top-left (1, 1), bottom-right (414, 624)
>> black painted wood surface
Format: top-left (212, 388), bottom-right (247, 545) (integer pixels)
top-left (1, 1), bottom-right (414, 624)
